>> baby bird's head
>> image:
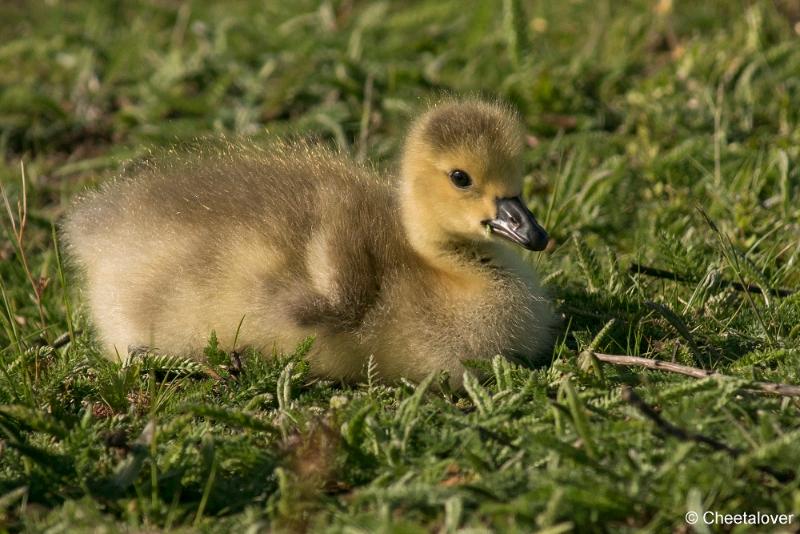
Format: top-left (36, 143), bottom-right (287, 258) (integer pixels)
top-left (400, 99), bottom-right (549, 257)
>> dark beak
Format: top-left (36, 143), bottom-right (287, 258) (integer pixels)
top-left (483, 197), bottom-right (549, 251)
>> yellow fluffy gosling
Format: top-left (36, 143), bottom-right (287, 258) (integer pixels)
top-left (63, 99), bottom-right (557, 385)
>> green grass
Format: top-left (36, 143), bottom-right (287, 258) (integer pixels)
top-left (1, 0), bottom-right (800, 531)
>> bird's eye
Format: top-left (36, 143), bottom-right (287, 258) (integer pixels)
top-left (448, 169), bottom-right (473, 189)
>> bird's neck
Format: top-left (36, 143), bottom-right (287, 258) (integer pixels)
top-left (399, 192), bottom-right (497, 286)
top-left (398, 186), bottom-right (446, 265)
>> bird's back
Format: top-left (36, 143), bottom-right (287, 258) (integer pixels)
top-left (65, 140), bottom-right (389, 256)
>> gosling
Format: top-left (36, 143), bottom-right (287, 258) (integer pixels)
top-left (62, 99), bottom-right (557, 385)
